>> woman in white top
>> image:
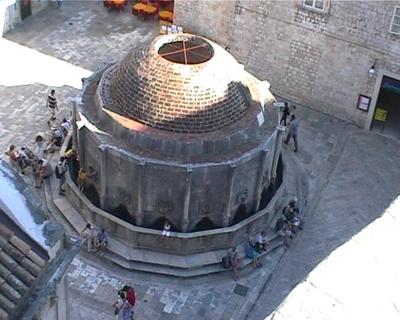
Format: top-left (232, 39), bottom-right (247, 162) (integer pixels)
top-left (35, 135), bottom-right (45, 160)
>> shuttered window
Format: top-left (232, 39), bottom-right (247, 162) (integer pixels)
top-left (390, 6), bottom-right (400, 35)
top-left (304, 0), bottom-right (325, 11)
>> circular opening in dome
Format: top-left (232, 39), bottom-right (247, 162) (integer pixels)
top-left (158, 37), bottom-right (214, 65)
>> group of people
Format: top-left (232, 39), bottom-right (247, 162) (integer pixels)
top-left (80, 223), bottom-right (133, 318)
top-left (275, 198), bottom-right (304, 247)
top-left (222, 230), bottom-right (270, 280)
top-left (80, 223), bottom-right (108, 252)
top-left (4, 90), bottom-right (72, 191)
top-left (222, 197), bottom-right (304, 280)
top-left (3, 90), bottom-right (92, 196)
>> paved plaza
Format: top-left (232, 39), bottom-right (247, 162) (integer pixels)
top-left (1, 2), bottom-right (400, 320)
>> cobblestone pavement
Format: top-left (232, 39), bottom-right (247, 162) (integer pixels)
top-left (248, 109), bottom-right (400, 319)
top-left (0, 0), bottom-right (157, 154)
top-left (66, 250), bottom-right (284, 320)
top-left (1, 2), bottom-right (400, 320)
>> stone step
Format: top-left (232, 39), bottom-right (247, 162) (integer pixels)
top-left (105, 227), bottom-right (282, 267)
top-left (49, 181), bottom-right (288, 276)
top-left (48, 171), bottom-right (87, 235)
top-left (101, 237), bottom-right (285, 277)
top-left (53, 197), bottom-right (87, 234)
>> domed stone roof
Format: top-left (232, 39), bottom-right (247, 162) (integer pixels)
top-left (102, 34), bottom-right (252, 134)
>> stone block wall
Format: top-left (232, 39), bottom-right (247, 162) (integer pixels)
top-left (174, 0), bottom-right (400, 127)
top-left (78, 125), bottom-right (276, 232)
top-left (1, 0), bottom-right (50, 36)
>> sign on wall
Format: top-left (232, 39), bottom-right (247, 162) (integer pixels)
top-left (356, 94), bottom-right (371, 112)
top-left (374, 108), bottom-right (388, 122)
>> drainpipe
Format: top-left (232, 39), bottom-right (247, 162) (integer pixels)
top-left (255, 148), bottom-right (269, 212)
top-left (72, 101), bottom-right (78, 151)
top-left (99, 145), bottom-right (108, 209)
top-left (181, 166), bottom-right (192, 232)
top-left (223, 163), bottom-right (237, 227)
top-left (136, 160), bottom-right (146, 227)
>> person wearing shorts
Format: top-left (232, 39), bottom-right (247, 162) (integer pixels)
top-left (47, 89), bottom-right (59, 126)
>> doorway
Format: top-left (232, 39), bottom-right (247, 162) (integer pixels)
top-left (20, 0), bottom-right (32, 20)
top-left (370, 76), bottom-right (400, 139)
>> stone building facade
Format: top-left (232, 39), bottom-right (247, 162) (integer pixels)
top-left (1, 0), bottom-right (50, 36)
top-left (174, 0), bottom-right (400, 130)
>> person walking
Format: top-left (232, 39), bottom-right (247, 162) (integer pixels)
top-left (284, 114), bottom-right (298, 152)
top-left (47, 89), bottom-right (59, 126)
top-left (55, 157), bottom-right (68, 195)
top-left (289, 105), bottom-right (297, 118)
top-left (280, 102), bottom-right (290, 126)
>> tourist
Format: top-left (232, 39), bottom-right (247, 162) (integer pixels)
top-left (47, 89), bottom-right (59, 126)
top-left (280, 102), bottom-right (290, 126)
top-left (287, 198), bottom-right (303, 231)
top-left (18, 146), bottom-right (37, 174)
top-left (227, 246), bottom-right (240, 280)
top-left (78, 167), bottom-right (95, 192)
top-left (255, 230), bottom-right (269, 252)
top-left (161, 220), bottom-right (171, 245)
top-left (114, 285), bottom-right (136, 320)
top-left (34, 134), bottom-right (46, 160)
top-left (80, 223), bottom-right (97, 252)
top-left (113, 292), bottom-right (125, 319)
top-left (60, 117), bottom-right (72, 136)
top-left (55, 157), bottom-right (68, 195)
top-left (289, 104), bottom-right (297, 118)
top-left (95, 228), bottom-right (108, 251)
top-left (275, 217), bottom-right (293, 247)
top-left (283, 114), bottom-right (298, 152)
top-left (35, 159), bottom-right (53, 188)
top-left (65, 148), bottom-right (79, 183)
top-left (245, 238), bottom-right (262, 269)
top-left (5, 145), bottom-right (19, 169)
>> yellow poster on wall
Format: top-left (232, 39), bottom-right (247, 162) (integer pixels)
top-left (374, 108), bottom-right (388, 122)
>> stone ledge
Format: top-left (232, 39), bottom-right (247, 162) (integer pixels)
top-left (102, 239), bottom-right (285, 278)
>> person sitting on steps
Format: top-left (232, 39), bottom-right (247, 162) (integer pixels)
top-left (255, 230), bottom-right (269, 253)
top-left (245, 238), bottom-right (262, 269)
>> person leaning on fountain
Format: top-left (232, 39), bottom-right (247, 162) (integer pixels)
top-left (77, 166), bottom-right (96, 192)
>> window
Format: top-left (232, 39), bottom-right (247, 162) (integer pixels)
top-left (304, 0), bottom-right (325, 11)
top-left (390, 6), bottom-right (400, 35)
